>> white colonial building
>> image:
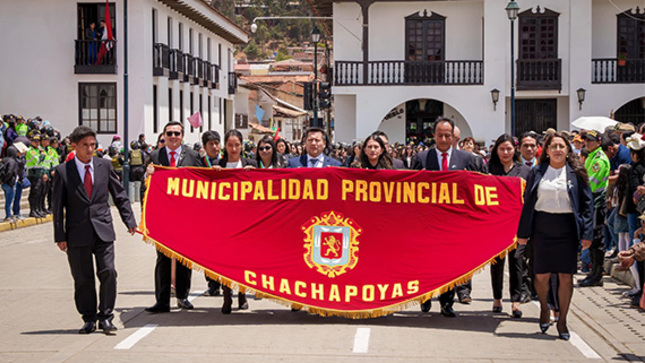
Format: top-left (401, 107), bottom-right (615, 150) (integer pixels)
top-left (0, 0), bottom-right (248, 147)
top-left (312, 0), bottom-right (645, 144)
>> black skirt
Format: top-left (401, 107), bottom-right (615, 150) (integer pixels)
top-left (532, 212), bottom-right (578, 274)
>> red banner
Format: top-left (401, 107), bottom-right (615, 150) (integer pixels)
top-left (140, 167), bottom-right (524, 318)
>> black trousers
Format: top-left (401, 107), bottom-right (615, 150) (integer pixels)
top-left (27, 175), bottom-right (44, 212)
top-left (41, 177), bottom-right (51, 211)
top-left (66, 235), bottom-right (116, 323)
top-left (154, 250), bottom-right (191, 305)
top-left (490, 251), bottom-right (524, 302)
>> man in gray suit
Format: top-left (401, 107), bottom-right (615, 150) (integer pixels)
top-left (287, 127), bottom-right (342, 168)
top-left (52, 126), bottom-right (137, 334)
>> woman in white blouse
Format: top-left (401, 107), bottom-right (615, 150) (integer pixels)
top-left (517, 132), bottom-right (594, 341)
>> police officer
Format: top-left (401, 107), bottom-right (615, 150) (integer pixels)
top-left (579, 129), bottom-right (610, 287)
top-left (15, 116), bottom-right (28, 137)
top-left (25, 131), bottom-right (47, 218)
top-left (43, 137), bottom-right (60, 214)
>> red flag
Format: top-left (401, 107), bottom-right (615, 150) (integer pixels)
top-left (95, 1), bottom-right (114, 64)
top-left (273, 128), bottom-right (281, 141)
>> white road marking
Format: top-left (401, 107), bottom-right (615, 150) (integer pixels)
top-left (352, 328), bottom-right (371, 354)
top-left (531, 301), bottom-right (601, 358)
top-left (114, 324), bottom-right (158, 350)
top-left (570, 332), bottom-right (601, 359)
top-left (113, 290), bottom-right (205, 350)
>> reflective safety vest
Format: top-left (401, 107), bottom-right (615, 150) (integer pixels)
top-left (585, 147), bottom-right (610, 193)
top-left (15, 123), bottom-right (28, 137)
top-left (25, 146), bottom-right (44, 168)
top-left (46, 146), bottom-right (60, 170)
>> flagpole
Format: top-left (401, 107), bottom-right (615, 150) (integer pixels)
top-left (122, 0), bottom-right (130, 195)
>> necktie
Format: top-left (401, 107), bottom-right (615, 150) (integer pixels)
top-left (169, 151), bottom-right (177, 167)
top-left (84, 165), bottom-right (92, 197)
top-left (526, 161), bottom-right (533, 167)
top-left (310, 158), bottom-right (318, 167)
top-left (442, 152), bottom-right (449, 171)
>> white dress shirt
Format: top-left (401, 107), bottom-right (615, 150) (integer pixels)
top-left (307, 154), bottom-right (325, 168)
top-left (74, 156), bottom-right (94, 184)
top-left (535, 165), bottom-right (573, 213)
top-left (435, 146), bottom-right (453, 171)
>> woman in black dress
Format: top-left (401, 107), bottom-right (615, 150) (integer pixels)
top-left (517, 132), bottom-right (593, 340)
top-left (352, 135), bottom-right (393, 170)
top-left (488, 134), bottom-right (530, 318)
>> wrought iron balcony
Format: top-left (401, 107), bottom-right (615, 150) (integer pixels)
top-left (169, 49), bottom-right (183, 80)
top-left (196, 58), bottom-right (206, 87)
top-left (74, 39), bottom-right (117, 74)
top-left (228, 72), bottom-right (237, 95)
top-left (210, 64), bottom-right (220, 90)
top-left (153, 43), bottom-right (170, 77)
top-left (183, 54), bottom-right (195, 84)
top-left (334, 60), bottom-right (484, 86)
top-left (592, 58), bottom-right (645, 84)
top-left (516, 59), bottom-right (562, 91)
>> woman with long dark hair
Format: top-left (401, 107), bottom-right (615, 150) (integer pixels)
top-left (344, 141), bottom-right (363, 168)
top-left (354, 135), bottom-right (393, 170)
top-left (517, 132), bottom-right (593, 340)
top-left (213, 129), bottom-right (257, 313)
top-left (256, 136), bottom-right (285, 169)
top-left (488, 134), bottom-right (530, 318)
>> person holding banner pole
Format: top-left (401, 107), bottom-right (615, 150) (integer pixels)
top-left (517, 132), bottom-right (593, 341)
top-left (411, 118), bottom-right (480, 317)
top-left (487, 134), bottom-right (530, 318)
top-left (213, 129), bottom-right (257, 314)
top-left (144, 121), bottom-right (205, 314)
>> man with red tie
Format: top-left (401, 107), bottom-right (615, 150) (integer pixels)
top-left (411, 118), bottom-right (479, 317)
top-left (144, 121), bottom-right (204, 313)
top-left (52, 126), bottom-right (137, 334)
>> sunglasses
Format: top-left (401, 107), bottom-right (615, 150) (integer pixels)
top-left (159, 140), bottom-right (165, 144)
top-left (165, 131), bottom-right (181, 137)
top-left (258, 146), bottom-right (272, 151)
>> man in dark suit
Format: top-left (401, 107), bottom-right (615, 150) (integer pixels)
top-left (372, 130), bottom-right (406, 170)
top-left (287, 127), bottom-right (342, 168)
top-left (145, 121), bottom-right (205, 313)
top-left (52, 126), bottom-right (137, 334)
top-left (411, 118), bottom-right (479, 317)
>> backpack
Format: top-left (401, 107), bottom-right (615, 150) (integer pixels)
top-left (0, 159), bottom-right (11, 184)
top-left (130, 149), bottom-right (143, 166)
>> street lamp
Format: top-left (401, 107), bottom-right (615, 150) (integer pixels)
top-left (506, 0), bottom-right (519, 136)
top-left (490, 88), bottom-right (500, 111)
top-left (577, 88), bottom-right (586, 110)
top-left (312, 26), bottom-right (321, 127)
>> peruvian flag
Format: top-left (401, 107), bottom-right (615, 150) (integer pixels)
top-left (96, 0), bottom-right (114, 64)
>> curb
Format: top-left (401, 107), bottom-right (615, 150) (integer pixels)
top-left (0, 214), bottom-right (52, 232)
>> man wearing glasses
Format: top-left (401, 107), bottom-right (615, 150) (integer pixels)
top-left (144, 121), bottom-right (205, 313)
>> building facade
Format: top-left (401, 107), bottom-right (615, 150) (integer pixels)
top-left (313, 0), bottom-right (645, 144)
top-left (0, 0), bottom-right (248, 147)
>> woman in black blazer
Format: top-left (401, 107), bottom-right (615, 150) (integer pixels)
top-left (256, 136), bottom-right (286, 169)
top-left (488, 134), bottom-right (530, 318)
top-left (517, 132), bottom-right (593, 340)
top-left (214, 130), bottom-right (257, 314)
top-left (352, 135), bottom-right (393, 170)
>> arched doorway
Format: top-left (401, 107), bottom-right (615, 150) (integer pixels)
top-left (615, 97), bottom-right (645, 124)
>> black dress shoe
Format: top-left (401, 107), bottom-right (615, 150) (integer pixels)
top-left (420, 300), bottom-right (431, 313)
top-left (98, 319), bottom-right (117, 334)
top-left (512, 310), bottom-right (523, 319)
top-left (578, 278), bottom-right (603, 287)
top-left (440, 305), bottom-right (456, 318)
top-left (79, 321), bottom-right (96, 334)
top-left (457, 293), bottom-right (472, 304)
top-left (145, 302), bottom-right (170, 313)
top-left (492, 305), bottom-right (503, 313)
top-left (177, 298), bottom-right (194, 309)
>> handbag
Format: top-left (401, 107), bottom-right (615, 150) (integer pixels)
top-left (637, 194), bottom-right (645, 215)
top-left (619, 195), bottom-right (628, 217)
top-left (21, 176), bottom-right (30, 189)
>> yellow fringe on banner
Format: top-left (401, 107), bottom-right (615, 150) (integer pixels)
top-left (138, 168), bottom-right (519, 319)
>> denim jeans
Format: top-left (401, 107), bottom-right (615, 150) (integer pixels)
top-left (2, 183), bottom-right (15, 219)
top-left (12, 181), bottom-right (23, 217)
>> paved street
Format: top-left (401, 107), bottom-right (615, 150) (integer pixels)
top-left (1, 204), bottom-right (644, 363)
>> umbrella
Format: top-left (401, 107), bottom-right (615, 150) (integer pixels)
top-left (571, 116), bottom-right (618, 132)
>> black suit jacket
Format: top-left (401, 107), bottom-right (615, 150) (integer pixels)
top-left (148, 146), bottom-right (205, 168)
top-left (287, 154), bottom-right (342, 168)
top-left (52, 157), bottom-right (136, 246)
top-left (517, 162), bottom-right (594, 241)
top-left (411, 148), bottom-right (475, 171)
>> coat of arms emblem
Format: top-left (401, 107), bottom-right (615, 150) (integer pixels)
top-left (302, 211), bottom-right (361, 278)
